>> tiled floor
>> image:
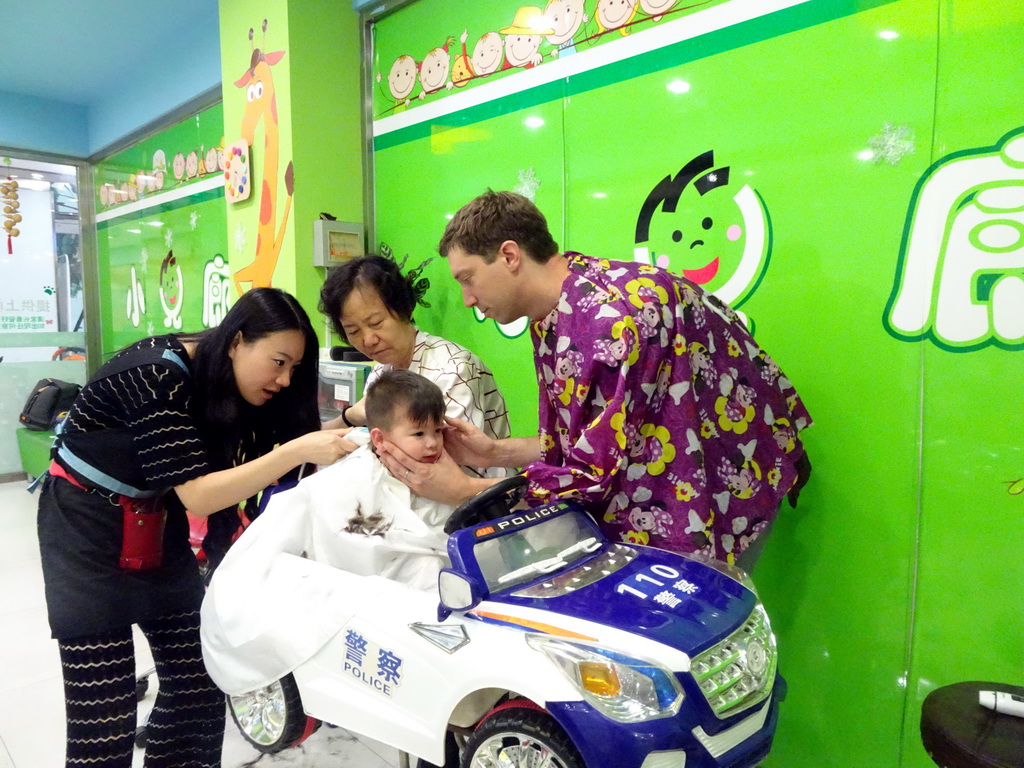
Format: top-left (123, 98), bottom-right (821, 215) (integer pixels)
top-left (0, 480), bottom-right (401, 768)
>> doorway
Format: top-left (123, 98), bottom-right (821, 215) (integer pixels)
top-left (0, 156), bottom-right (86, 479)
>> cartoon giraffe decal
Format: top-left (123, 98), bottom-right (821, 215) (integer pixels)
top-left (232, 19), bottom-right (294, 294)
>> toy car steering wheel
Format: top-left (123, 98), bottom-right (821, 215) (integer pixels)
top-left (444, 475), bottom-right (528, 535)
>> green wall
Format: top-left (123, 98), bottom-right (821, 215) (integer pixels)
top-left (370, 1), bottom-right (1024, 766)
top-left (94, 104), bottom-right (229, 359)
top-left (219, 0), bottom-right (363, 345)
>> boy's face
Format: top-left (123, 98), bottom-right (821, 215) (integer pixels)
top-left (371, 410), bottom-right (444, 464)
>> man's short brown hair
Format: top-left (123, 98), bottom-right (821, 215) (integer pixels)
top-left (438, 190), bottom-right (559, 263)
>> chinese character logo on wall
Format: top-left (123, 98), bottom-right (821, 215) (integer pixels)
top-left (885, 127), bottom-right (1024, 351)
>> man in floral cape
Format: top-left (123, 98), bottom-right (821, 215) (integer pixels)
top-left (378, 190), bottom-right (811, 567)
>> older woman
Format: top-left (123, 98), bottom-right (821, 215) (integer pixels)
top-left (319, 255), bottom-right (510, 479)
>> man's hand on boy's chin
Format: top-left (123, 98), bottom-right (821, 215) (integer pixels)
top-left (379, 441), bottom-right (491, 507)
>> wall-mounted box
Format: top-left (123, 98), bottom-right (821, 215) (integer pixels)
top-left (313, 220), bottom-right (364, 267)
top-left (318, 360), bottom-right (372, 421)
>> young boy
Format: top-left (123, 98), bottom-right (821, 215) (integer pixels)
top-left (357, 368), bottom-right (450, 547)
top-left (201, 371), bottom-right (460, 693)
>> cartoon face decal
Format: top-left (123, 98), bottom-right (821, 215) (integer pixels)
top-left (635, 150), bottom-right (769, 304)
top-left (419, 47), bottom-right (451, 93)
top-left (205, 147), bottom-right (219, 176)
top-left (388, 55), bottom-right (417, 100)
top-left (185, 151), bottom-right (199, 179)
top-left (545, 0), bottom-right (587, 45)
top-left (504, 33), bottom-right (544, 67)
top-left (472, 32), bottom-right (504, 76)
top-left (159, 250), bottom-right (184, 330)
top-left (597, 0), bottom-right (638, 31)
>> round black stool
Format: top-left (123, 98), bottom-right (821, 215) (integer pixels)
top-left (921, 681), bottom-right (1024, 767)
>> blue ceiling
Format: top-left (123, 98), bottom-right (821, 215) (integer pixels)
top-left (0, 0), bottom-right (222, 155)
top-left (1, 0), bottom-right (221, 108)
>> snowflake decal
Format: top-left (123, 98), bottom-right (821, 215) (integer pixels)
top-left (867, 123), bottom-right (916, 166)
top-left (190, 211), bottom-right (199, 230)
top-left (163, 228), bottom-right (173, 248)
top-left (235, 223), bottom-right (247, 253)
top-left (514, 168), bottom-right (541, 201)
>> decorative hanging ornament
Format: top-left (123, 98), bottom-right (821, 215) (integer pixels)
top-left (1, 177), bottom-right (21, 254)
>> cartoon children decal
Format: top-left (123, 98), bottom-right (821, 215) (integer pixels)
top-left (185, 150), bottom-right (199, 180)
top-left (172, 152), bottom-right (186, 183)
top-left (371, 0), bottom-right (727, 119)
top-left (418, 37), bottom-right (456, 96)
top-left (205, 146), bottom-right (219, 177)
top-left (377, 54), bottom-right (418, 113)
top-left (634, 150), bottom-right (770, 317)
top-left (472, 31), bottom-right (505, 76)
top-left (544, 0), bottom-right (589, 58)
top-left (596, 0), bottom-right (639, 36)
top-left (501, 6), bottom-right (553, 69)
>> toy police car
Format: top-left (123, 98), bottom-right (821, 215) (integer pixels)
top-left (203, 477), bottom-right (781, 768)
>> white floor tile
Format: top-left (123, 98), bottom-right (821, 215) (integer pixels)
top-left (0, 676), bottom-right (65, 768)
top-left (0, 605), bottom-right (62, 693)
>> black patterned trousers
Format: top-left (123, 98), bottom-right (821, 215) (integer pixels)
top-left (58, 609), bottom-right (224, 768)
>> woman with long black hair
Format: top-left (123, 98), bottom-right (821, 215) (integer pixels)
top-left (37, 288), bottom-right (353, 768)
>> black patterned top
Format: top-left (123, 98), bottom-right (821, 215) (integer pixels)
top-left (58, 335), bottom-right (212, 493)
top-left (39, 335), bottom-right (213, 638)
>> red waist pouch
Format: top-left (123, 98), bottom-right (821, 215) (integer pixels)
top-left (118, 495), bottom-right (167, 571)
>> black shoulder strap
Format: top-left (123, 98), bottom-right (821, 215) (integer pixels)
top-left (52, 344), bottom-right (192, 498)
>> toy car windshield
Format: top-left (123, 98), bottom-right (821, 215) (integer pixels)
top-left (473, 509), bottom-right (603, 592)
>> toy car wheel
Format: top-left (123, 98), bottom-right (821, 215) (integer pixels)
top-left (462, 707), bottom-right (583, 768)
top-left (228, 674), bottom-right (321, 753)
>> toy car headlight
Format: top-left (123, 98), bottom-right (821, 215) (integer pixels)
top-left (526, 635), bottom-right (683, 722)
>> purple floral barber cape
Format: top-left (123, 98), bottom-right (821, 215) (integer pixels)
top-left (523, 253), bottom-right (812, 562)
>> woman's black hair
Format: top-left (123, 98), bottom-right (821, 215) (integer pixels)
top-left (183, 288), bottom-right (320, 564)
top-left (318, 254), bottom-right (417, 343)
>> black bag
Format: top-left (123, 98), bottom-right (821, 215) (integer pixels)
top-left (19, 378), bottom-right (81, 431)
